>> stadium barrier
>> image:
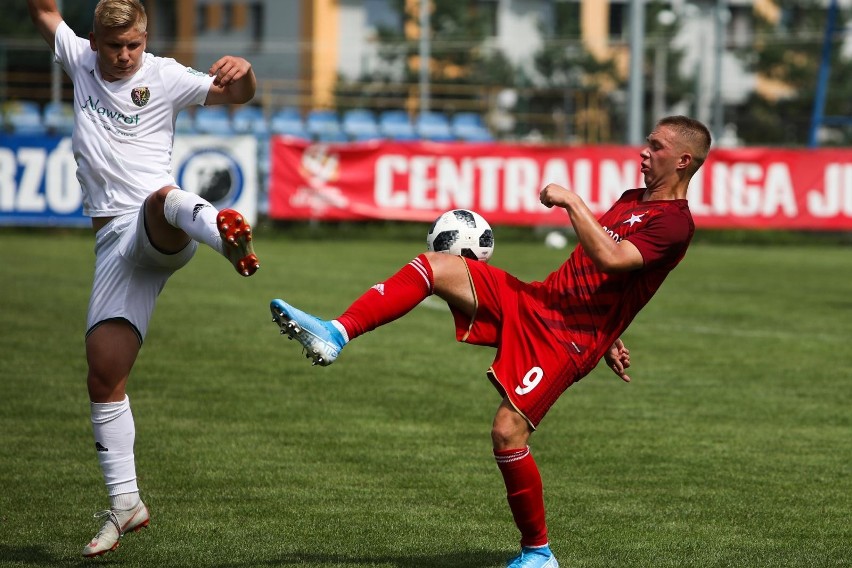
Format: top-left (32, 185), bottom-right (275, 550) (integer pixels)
top-left (0, 134), bottom-right (258, 227)
top-left (269, 138), bottom-right (852, 231)
top-left (2, 132), bottom-right (851, 231)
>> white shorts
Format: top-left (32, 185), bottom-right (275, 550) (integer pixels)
top-left (86, 209), bottom-right (197, 342)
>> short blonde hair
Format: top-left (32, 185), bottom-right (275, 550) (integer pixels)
top-left (657, 115), bottom-right (712, 174)
top-left (93, 0), bottom-right (147, 33)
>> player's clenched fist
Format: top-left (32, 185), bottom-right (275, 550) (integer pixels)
top-left (539, 183), bottom-right (573, 209)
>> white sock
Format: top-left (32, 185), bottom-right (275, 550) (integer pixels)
top-left (111, 491), bottom-right (140, 510)
top-left (331, 320), bottom-right (350, 343)
top-left (90, 395), bottom-right (139, 500)
top-left (163, 189), bottom-right (224, 254)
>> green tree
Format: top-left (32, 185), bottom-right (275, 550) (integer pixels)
top-left (335, 0), bottom-right (514, 115)
top-left (527, 1), bottom-right (692, 143)
top-left (732, 0), bottom-right (852, 146)
top-left (335, 0), bottom-right (693, 143)
top-left (1, 1), bottom-right (102, 104)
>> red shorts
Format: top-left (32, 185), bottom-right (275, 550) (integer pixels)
top-left (450, 258), bottom-right (582, 429)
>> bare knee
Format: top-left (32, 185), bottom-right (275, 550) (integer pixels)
top-left (491, 400), bottom-right (532, 450)
top-left (86, 321), bottom-right (140, 403)
top-left (87, 372), bottom-right (126, 403)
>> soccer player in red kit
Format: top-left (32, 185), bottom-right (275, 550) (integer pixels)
top-left (270, 115), bottom-right (712, 568)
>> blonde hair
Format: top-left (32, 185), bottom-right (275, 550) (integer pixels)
top-left (93, 0), bottom-right (147, 33)
top-left (657, 115), bottom-right (712, 174)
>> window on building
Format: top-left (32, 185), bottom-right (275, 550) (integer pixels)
top-left (157, 1), bottom-right (177, 41)
top-left (249, 2), bottom-right (264, 42)
top-left (727, 5), bottom-right (752, 49)
top-left (195, 4), bottom-right (206, 34)
top-left (365, 0), bottom-right (402, 33)
top-left (475, 0), bottom-right (499, 38)
top-left (222, 2), bottom-right (234, 32)
top-left (553, 0), bottom-right (581, 39)
top-left (609, 2), bottom-right (627, 40)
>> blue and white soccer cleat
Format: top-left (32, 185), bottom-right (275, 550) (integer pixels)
top-left (270, 299), bottom-right (346, 366)
top-left (506, 545), bottom-right (559, 568)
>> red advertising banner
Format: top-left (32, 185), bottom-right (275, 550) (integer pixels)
top-left (269, 138), bottom-right (852, 230)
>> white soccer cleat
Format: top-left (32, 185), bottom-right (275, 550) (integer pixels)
top-left (270, 299), bottom-right (345, 366)
top-left (81, 500), bottom-right (150, 557)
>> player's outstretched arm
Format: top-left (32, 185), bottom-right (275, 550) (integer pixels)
top-left (204, 56), bottom-right (257, 105)
top-left (603, 338), bottom-right (631, 383)
top-left (540, 183), bottom-right (643, 273)
top-left (26, 0), bottom-right (63, 49)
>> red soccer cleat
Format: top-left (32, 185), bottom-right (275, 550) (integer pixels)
top-left (217, 208), bottom-right (260, 276)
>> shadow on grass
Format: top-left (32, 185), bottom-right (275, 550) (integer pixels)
top-left (0, 544), bottom-right (96, 567)
top-left (0, 545), bottom-right (510, 568)
top-left (212, 550), bottom-right (510, 568)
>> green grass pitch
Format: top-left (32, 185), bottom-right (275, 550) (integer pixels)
top-left (0, 228), bottom-right (849, 567)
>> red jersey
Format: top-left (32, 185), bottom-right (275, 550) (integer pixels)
top-left (539, 188), bottom-right (694, 377)
top-left (451, 188), bottom-right (693, 427)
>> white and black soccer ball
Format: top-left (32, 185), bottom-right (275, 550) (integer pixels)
top-left (426, 209), bottom-right (494, 262)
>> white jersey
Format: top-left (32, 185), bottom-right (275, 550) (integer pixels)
top-left (53, 21), bottom-right (214, 217)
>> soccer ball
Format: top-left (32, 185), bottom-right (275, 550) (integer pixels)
top-left (426, 209), bottom-right (494, 262)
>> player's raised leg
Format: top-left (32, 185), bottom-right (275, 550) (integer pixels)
top-left (154, 186), bottom-right (259, 276)
top-left (270, 299), bottom-right (348, 366)
top-left (217, 208), bottom-right (259, 277)
top-left (270, 254), bottom-right (438, 366)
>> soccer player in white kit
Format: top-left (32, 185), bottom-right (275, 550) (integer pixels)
top-left (26, 0), bottom-right (260, 556)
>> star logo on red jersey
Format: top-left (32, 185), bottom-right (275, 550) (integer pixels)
top-left (623, 212), bottom-right (647, 227)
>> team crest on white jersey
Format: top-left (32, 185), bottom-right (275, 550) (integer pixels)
top-left (131, 87), bottom-right (150, 107)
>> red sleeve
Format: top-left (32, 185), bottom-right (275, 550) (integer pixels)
top-left (626, 206), bottom-right (693, 268)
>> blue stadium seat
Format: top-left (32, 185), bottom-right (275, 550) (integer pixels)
top-left (232, 105), bottom-right (268, 135)
top-left (4, 100), bottom-right (47, 136)
top-left (379, 110), bottom-right (418, 141)
top-left (269, 107), bottom-right (309, 139)
top-left (194, 106), bottom-right (233, 135)
top-left (306, 109), bottom-right (343, 141)
top-left (451, 112), bottom-right (494, 142)
top-left (342, 109), bottom-right (382, 141)
top-left (416, 111), bottom-right (455, 142)
top-left (316, 130), bottom-right (349, 143)
top-left (175, 109), bottom-right (197, 134)
top-left (43, 101), bottom-right (75, 136)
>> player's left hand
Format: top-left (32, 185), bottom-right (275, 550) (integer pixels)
top-left (209, 56), bottom-right (252, 87)
top-left (604, 338), bottom-right (631, 382)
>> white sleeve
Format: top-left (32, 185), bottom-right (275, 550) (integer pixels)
top-left (158, 58), bottom-right (216, 111)
top-left (53, 21), bottom-right (90, 73)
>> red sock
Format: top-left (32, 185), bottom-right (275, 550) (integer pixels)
top-left (494, 446), bottom-right (548, 548)
top-left (336, 254), bottom-right (433, 340)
